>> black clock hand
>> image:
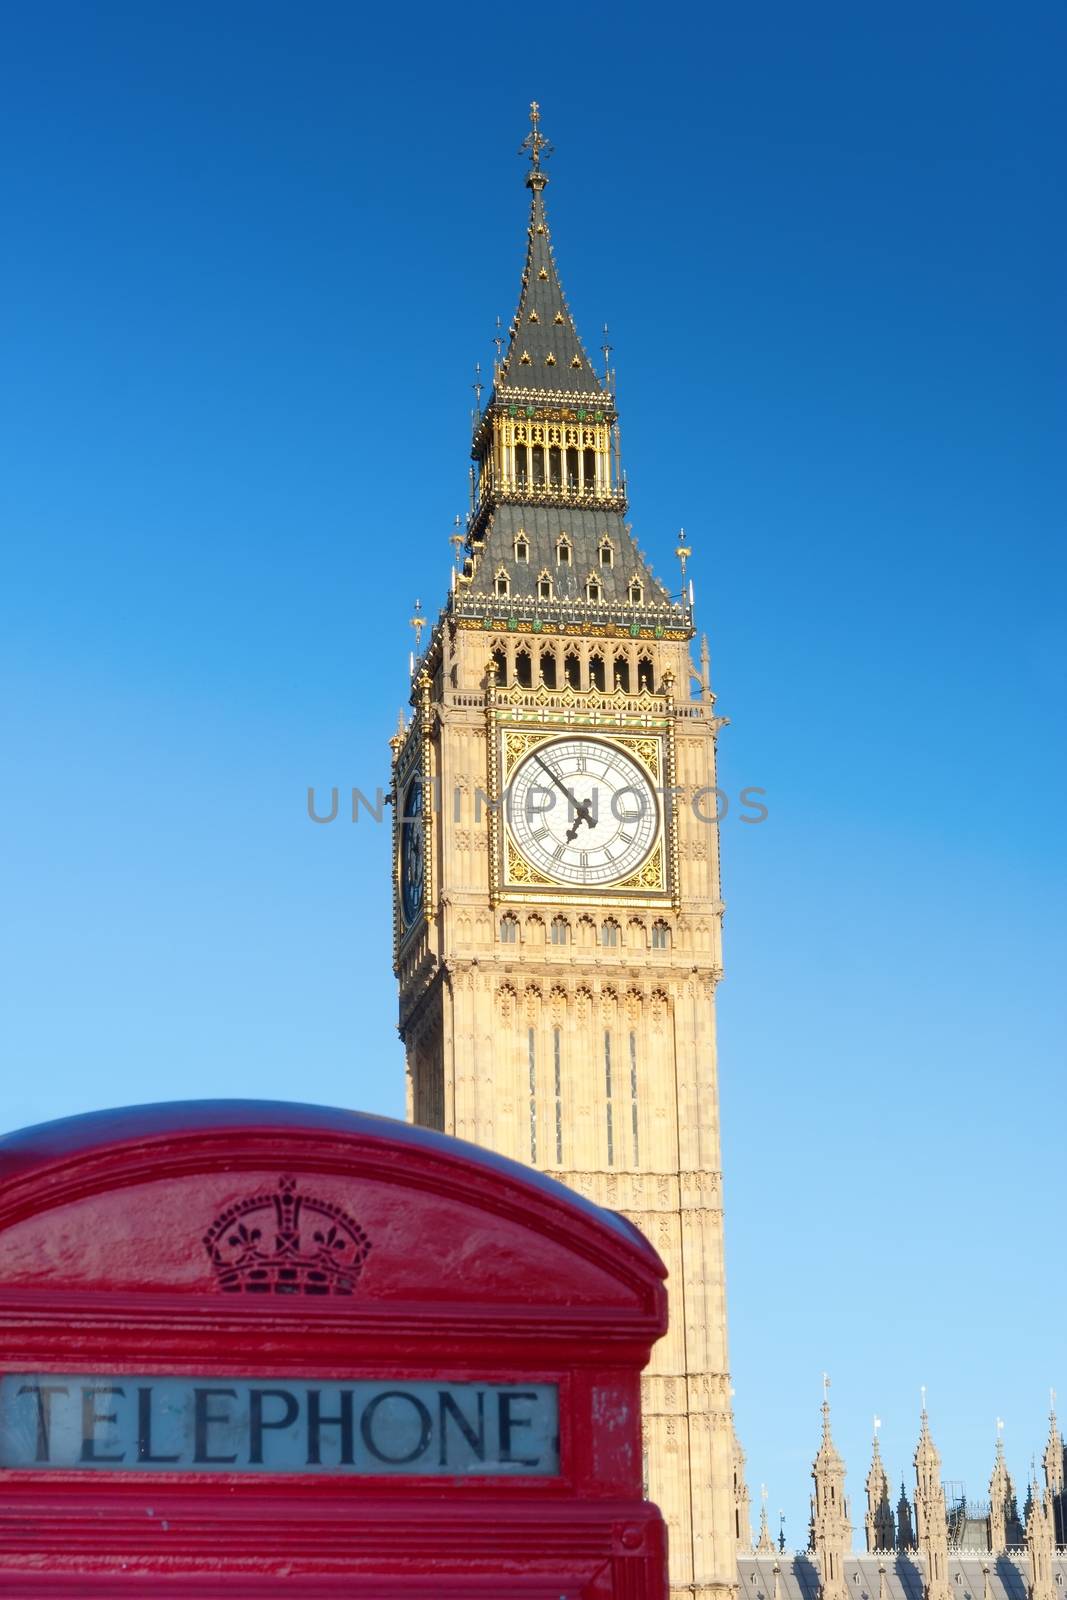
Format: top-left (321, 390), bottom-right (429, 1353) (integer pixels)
top-left (532, 752), bottom-right (594, 840)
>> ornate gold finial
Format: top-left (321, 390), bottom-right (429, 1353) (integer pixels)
top-left (409, 598), bottom-right (425, 654)
top-left (675, 529), bottom-right (692, 580)
top-left (520, 100), bottom-right (553, 189)
top-left (449, 514), bottom-right (464, 565)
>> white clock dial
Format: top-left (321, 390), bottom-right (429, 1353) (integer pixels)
top-left (506, 737), bottom-right (659, 888)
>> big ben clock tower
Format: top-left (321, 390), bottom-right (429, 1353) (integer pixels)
top-left (391, 105), bottom-right (738, 1600)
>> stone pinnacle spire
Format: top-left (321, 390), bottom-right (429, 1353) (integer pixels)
top-left (866, 1424), bottom-right (896, 1553)
top-left (757, 1489), bottom-right (777, 1555)
top-left (1044, 1394), bottom-right (1065, 1547)
top-left (990, 1422), bottom-right (1023, 1552)
top-left (809, 1381), bottom-right (851, 1600)
top-left (1025, 1470), bottom-right (1056, 1600)
top-left (1044, 1395), bottom-right (1064, 1499)
top-left (734, 1432), bottom-right (753, 1555)
top-left (897, 1479), bottom-right (916, 1551)
top-left (914, 1402), bottom-right (951, 1600)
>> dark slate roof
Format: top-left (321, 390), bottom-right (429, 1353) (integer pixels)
top-left (470, 504), bottom-right (669, 604)
top-left (497, 179), bottom-right (606, 399)
top-left (736, 1554), bottom-right (1066, 1600)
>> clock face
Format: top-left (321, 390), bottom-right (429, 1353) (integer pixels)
top-left (399, 776), bottom-right (424, 926)
top-left (506, 736), bottom-right (659, 888)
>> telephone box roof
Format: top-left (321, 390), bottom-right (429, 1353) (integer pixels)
top-left (0, 1098), bottom-right (660, 1265)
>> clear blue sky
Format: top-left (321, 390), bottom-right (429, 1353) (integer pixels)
top-left (1, 0), bottom-right (1064, 1546)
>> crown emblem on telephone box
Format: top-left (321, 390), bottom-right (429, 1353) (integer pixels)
top-left (203, 1175), bottom-right (371, 1295)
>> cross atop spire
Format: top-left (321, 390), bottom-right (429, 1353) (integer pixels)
top-left (519, 100), bottom-right (554, 189)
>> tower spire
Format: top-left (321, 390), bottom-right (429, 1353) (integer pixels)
top-left (496, 104), bottom-right (604, 397)
top-left (461, 106), bottom-right (676, 621)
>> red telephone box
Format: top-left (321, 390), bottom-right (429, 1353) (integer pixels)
top-left (0, 1101), bottom-right (668, 1597)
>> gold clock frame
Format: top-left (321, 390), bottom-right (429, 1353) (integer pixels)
top-left (485, 685), bottom-right (679, 910)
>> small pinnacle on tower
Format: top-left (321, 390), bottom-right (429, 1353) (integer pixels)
top-left (409, 598), bottom-right (425, 654)
top-left (756, 1486), bottom-right (776, 1555)
top-left (675, 529), bottom-right (692, 583)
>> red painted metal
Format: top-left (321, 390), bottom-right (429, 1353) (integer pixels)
top-left (0, 1101), bottom-right (668, 1596)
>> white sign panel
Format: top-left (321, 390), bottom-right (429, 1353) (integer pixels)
top-left (0, 1375), bottom-right (559, 1476)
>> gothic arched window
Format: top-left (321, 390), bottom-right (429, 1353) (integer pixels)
top-left (495, 567), bottom-right (510, 598)
top-left (651, 921), bottom-right (670, 951)
top-left (550, 916), bottom-right (570, 946)
top-left (499, 914), bottom-right (518, 944)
